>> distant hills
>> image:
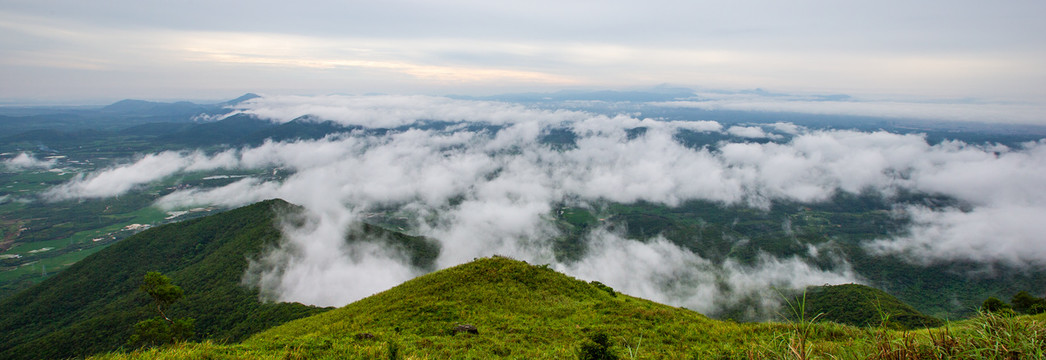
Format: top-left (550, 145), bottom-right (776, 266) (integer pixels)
top-left (0, 93), bottom-right (258, 135)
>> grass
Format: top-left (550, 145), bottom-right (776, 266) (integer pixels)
top-left (87, 257), bottom-right (1046, 360)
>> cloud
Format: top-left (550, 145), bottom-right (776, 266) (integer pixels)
top-left (243, 206), bottom-right (419, 306)
top-left (727, 125), bottom-right (781, 139)
top-left (559, 230), bottom-right (857, 317)
top-left (2, 152), bottom-right (55, 170)
top-left (231, 94), bottom-right (592, 128)
top-left (862, 140), bottom-right (1046, 266)
top-left (43, 150), bottom-right (233, 200)
top-left (769, 122), bottom-right (803, 135)
top-left (46, 95), bottom-right (1046, 310)
top-left (867, 205), bottom-right (1046, 268)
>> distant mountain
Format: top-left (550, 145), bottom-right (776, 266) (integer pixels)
top-left (151, 114), bottom-right (360, 147)
top-left (242, 116), bottom-right (360, 145)
top-left (222, 93), bottom-right (261, 106)
top-left (101, 99), bottom-right (214, 116)
top-left (0, 199), bottom-right (328, 359)
top-left (158, 113), bottom-right (275, 146)
top-left (797, 284), bottom-right (942, 329)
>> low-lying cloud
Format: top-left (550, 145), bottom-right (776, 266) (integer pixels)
top-left (560, 230), bottom-right (857, 317)
top-left (43, 150), bottom-right (232, 200)
top-left (2, 152), bottom-right (55, 170)
top-left (44, 95), bottom-right (1046, 313)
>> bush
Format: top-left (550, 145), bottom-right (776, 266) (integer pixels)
top-left (128, 317), bottom-right (194, 348)
top-left (981, 296), bottom-right (1013, 314)
top-left (578, 332), bottom-right (618, 360)
top-left (1011, 291), bottom-right (1046, 315)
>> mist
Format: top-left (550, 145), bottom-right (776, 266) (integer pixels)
top-left (44, 95), bottom-right (1046, 315)
top-left (2, 152), bottom-right (55, 170)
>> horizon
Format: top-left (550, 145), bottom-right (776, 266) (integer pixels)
top-left (1, 1), bottom-right (1044, 123)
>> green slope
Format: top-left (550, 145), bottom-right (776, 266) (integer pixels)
top-left (130, 257), bottom-right (790, 358)
top-left (798, 284), bottom-right (942, 329)
top-left (93, 257), bottom-right (1046, 359)
top-left (0, 199), bottom-right (329, 359)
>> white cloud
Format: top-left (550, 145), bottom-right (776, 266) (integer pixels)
top-left (232, 94), bottom-right (589, 128)
top-left (43, 150), bottom-right (232, 200)
top-left (867, 205), bottom-right (1046, 267)
top-left (770, 122), bottom-right (803, 135)
top-left (727, 125), bottom-right (781, 139)
top-left (2, 152), bottom-right (55, 170)
top-left (243, 206), bottom-right (419, 307)
top-left (560, 230), bottom-right (858, 317)
top-left (45, 95), bottom-right (1046, 308)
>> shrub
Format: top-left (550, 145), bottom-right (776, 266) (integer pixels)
top-left (981, 296), bottom-right (1013, 315)
top-left (578, 332), bottom-right (618, 360)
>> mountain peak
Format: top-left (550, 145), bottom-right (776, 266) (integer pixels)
top-left (223, 93), bottom-right (261, 106)
top-left (242, 255), bottom-right (721, 357)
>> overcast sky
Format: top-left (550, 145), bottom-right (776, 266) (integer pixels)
top-left (1, 0), bottom-right (1045, 105)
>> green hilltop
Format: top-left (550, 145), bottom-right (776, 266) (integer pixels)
top-left (99, 256), bottom-right (789, 359)
top-left (93, 256), bottom-right (1046, 360)
top-left (799, 283), bottom-right (943, 330)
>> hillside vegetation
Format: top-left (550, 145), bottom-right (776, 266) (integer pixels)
top-left (800, 284), bottom-right (942, 329)
top-left (93, 257), bottom-right (1046, 359)
top-left (0, 199), bottom-right (329, 359)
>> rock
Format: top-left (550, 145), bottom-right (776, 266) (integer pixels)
top-left (452, 324), bottom-right (478, 335)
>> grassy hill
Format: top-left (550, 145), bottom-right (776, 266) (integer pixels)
top-left (798, 284), bottom-right (942, 329)
top-left (0, 199), bottom-right (330, 360)
top-left (97, 256), bottom-right (789, 359)
top-left (90, 257), bottom-right (1046, 359)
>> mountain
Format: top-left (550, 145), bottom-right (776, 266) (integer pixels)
top-left (797, 283), bottom-right (942, 329)
top-left (160, 256), bottom-right (774, 358)
top-left (157, 113), bottom-right (275, 146)
top-left (146, 115), bottom-right (359, 147)
top-left (242, 116), bottom-right (359, 145)
top-left (0, 199), bottom-right (329, 360)
top-left (101, 99), bottom-right (214, 117)
top-left (221, 93), bottom-right (261, 106)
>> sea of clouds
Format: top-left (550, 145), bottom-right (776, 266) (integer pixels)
top-left (40, 95), bottom-right (1046, 315)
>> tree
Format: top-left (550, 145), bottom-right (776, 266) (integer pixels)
top-left (140, 271), bottom-right (184, 323)
top-left (981, 296), bottom-right (1012, 314)
top-left (129, 272), bottom-right (194, 347)
top-left (1011, 291), bottom-right (1046, 315)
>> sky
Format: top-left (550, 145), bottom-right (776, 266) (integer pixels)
top-left (1, 0), bottom-right (1045, 105)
